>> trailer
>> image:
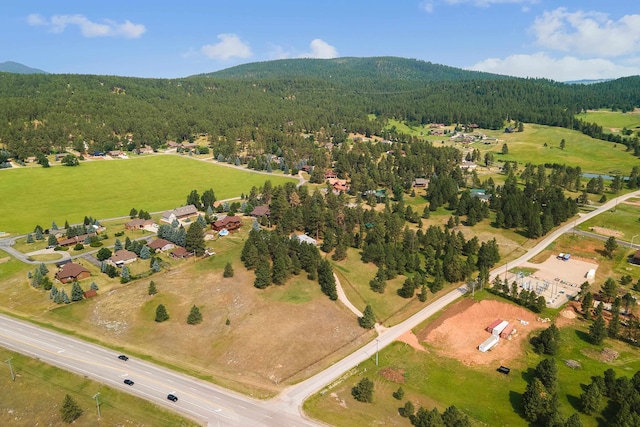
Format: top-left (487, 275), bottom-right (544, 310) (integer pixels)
top-left (479, 334), bottom-right (499, 352)
top-left (492, 320), bottom-right (509, 336)
top-left (486, 319), bottom-right (503, 333)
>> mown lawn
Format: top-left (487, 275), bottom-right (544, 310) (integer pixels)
top-left (0, 155), bottom-right (296, 234)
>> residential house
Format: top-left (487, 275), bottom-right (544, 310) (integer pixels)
top-left (148, 238), bottom-right (175, 252)
top-left (108, 249), bottom-right (137, 267)
top-left (412, 178), bottom-right (429, 188)
top-left (632, 250), bottom-right (640, 265)
top-left (212, 216), bottom-right (241, 232)
top-left (138, 146), bottom-right (154, 154)
top-left (300, 165), bottom-right (312, 173)
top-left (170, 246), bottom-right (193, 259)
top-left (324, 170), bottom-right (338, 180)
top-left (55, 263), bottom-right (91, 283)
top-left (161, 205), bottom-right (198, 223)
top-left (57, 233), bottom-right (96, 247)
top-left (459, 161), bottom-right (477, 170)
top-left (125, 218), bottom-right (154, 230)
top-left (293, 234), bottom-right (317, 246)
top-left (470, 188), bottom-right (491, 202)
top-left (249, 205), bottom-right (270, 218)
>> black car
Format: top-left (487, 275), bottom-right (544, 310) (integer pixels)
top-left (124, 379), bottom-right (134, 386)
top-left (118, 355), bottom-right (129, 361)
top-left (167, 394), bottom-right (178, 402)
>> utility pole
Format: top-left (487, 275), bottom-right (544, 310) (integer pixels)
top-left (5, 358), bottom-right (15, 381)
top-left (92, 393), bottom-right (101, 418)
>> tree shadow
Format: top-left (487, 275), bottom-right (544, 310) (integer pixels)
top-left (574, 328), bottom-right (591, 344)
top-left (508, 390), bottom-right (524, 419)
top-left (521, 367), bottom-right (536, 383)
top-left (566, 394), bottom-right (581, 411)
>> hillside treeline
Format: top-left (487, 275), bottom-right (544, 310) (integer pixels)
top-left (0, 58), bottom-right (639, 161)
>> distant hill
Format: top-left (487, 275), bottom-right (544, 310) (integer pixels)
top-left (194, 56), bottom-right (510, 85)
top-left (0, 61), bottom-right (48, 74)
top-left (564, 78), bottom-right (614, 85)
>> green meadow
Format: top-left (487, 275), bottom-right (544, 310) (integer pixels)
top-left (0, 155), bottom-right (296, 234)
top-left (576, 109), bottom-right (640, 132)
top-left (480, 123), bottom-right (637, 175)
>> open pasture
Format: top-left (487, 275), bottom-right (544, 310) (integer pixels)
top-left (480, 123), bottom-right (637, 175)
top-left (576, 109), bottom-right (640, 132)
top-left (0, 155), bottom-right (296, 234)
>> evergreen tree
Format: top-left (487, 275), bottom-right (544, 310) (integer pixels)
top-left (71, 281), bottom-right (84, 301)
top-left (581, 292), bottom-right (593, 319)
top-left (60, 394), bottom-right (83, 423)
top-left (51, 220), bottom-right (58, 230)
top-left (393, 387), bottom-right (405, 400)
top-left (604, 236), bottom-right (618, 258)
top-left (151, 257), bottom-right (161, 273)
top-left (351, 377), bottom-right (374, 403)
top-left (601, 277), bottom-right (618, 302)
top-left (114, 238), bottom-right (123, 252)
top-left (564, 413), bottom-right (583, 427)
top-left (317, 260), bottom-right (338, 300)
top-left (608, 298), bottom-right (621, 338)
top-left (223, 262), bottom-right (234, 278)
top-left (534, 324), bottom-right (560, 355)
top-left (523, 378), bottom-right (548, 422)
top-left (39, 262), bottom-right (49, 275)
top-left (26, 233), bottom-right (34, 243)
top-left (580, 382), bottom-right (601, 415)
top-left (401, 400), bottom-right (415, 418)
top-left (418, 283), bottom-right (428, 302)
top-left (148, 280), bottom-right (157, 295)
top-left (358, 305), bottom-right (376, 329)
top-left (442, 405), bottom-right (471, 427)
top-left (129, 207), bottom-right (138, 218)
top-left (254, 259), bottom-right (272, 289)
top-left (155, 304), bottom-right (169, 322)
top-left (35, 228), bottom-right (44, 240)
top-left (535, 358), bottom-right (558, 394)
top-left (49, 285), bottom-right (58, 300)
top-left (589, 313), bottom-right (607, 345)
top-left (60, 289), bottom-right (70, 304)
top-left (90, 281), bottom-right (99, 290)
top-left (139, 245), bottom-right (151, 259)
top-left (47, 233), bottom-right (58, 247)
top-left (120, 265), bottom-right (131, 283)
top-left (187, 305), bottom-right (203, 324)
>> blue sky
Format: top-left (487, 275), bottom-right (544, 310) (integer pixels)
top-left (2, 0), bottom-right (638, 81)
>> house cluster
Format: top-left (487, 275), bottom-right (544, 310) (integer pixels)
top-left (147, 238), bottom-right (194, 259)
top-left (125, 218), bottom-right (157, 231)
top-left (166, 140), bottom-right (199, 153)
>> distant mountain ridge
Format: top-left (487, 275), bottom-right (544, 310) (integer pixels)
top-left (194, 56), bottom-right (511, 84)
top-left (0, 61), bottom-right (47, 74)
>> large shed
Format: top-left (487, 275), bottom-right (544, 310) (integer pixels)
top-left (478, 335), bottom-right (499, 352)
top-left (492, 320), bottom-right (509, 336)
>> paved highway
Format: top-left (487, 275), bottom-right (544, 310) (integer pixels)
top-left (1, 189), bottom-right (638, 425)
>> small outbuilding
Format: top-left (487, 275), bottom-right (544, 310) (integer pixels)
top-left (499, 323), bottom-right (515, 339)
top-left (486, 319), bottom-right (503, 333)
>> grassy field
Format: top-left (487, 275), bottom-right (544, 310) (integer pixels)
top-left (576, 109), bottom-right (640, 132)
top-left (0, 348), bottom-right (193, 426)
top-left (479, 123), bottom-right (637, 175)
top-left (577, 201), bottom-right (640, 243)
top-left (0, 155), bottom-right (297, 234)
top-left (304, 294), bottom-right (640, 427)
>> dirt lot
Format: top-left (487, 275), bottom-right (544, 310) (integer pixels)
top-left (415, 299), bottom-right (541, 366)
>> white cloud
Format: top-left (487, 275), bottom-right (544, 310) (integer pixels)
top-left (27, 13), bottom-right (145, 38)
top-left (469, 52), bottom-right (640, 81)
top-left (420, 1), bottom-right (434, 13)
top-left (201, 34), bottom-right (252, 60)
top-left (298, 39), bottom-right (338, 59)
top-left (532, 8), bottom-right (640, 57)
top-left (267, 44), bottom-right (291, 60)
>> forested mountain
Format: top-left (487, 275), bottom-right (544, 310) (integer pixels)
top-left (195, 56), bottom-right (508, 86)
top-left (0, 61), bottom-right (47, 74)
top-left (0, 57), bottom-right (639, 162)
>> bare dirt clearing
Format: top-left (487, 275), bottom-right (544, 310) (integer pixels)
top-left (590, 226), bottom-right (624, 238)
top-left (416, 299), bottom-right (540, 366)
